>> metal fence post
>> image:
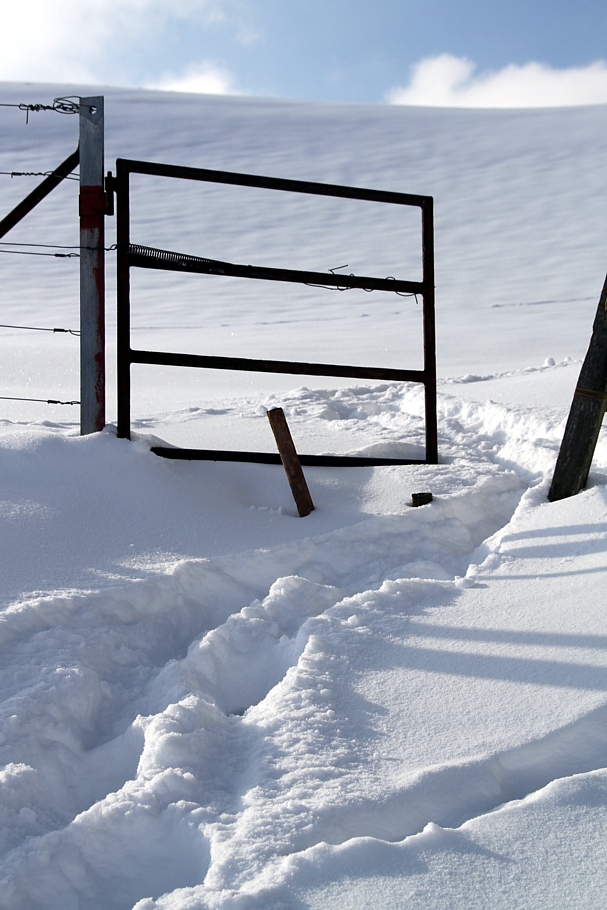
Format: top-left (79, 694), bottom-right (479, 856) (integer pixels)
top-left (79, 96), bottom-right (105, 434)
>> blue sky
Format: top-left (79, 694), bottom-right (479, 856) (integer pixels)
top-left (2, 1), bottom-right (607, 106)
top-left (154, 0), bottom-right (607, 102)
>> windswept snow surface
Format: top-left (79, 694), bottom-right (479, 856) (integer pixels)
top-left (1, 84), bottom-right (607, 908)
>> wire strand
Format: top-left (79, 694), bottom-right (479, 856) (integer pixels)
top-left (0, 170), bottom-right (79, 181)
top-left (0, 97), bottom-right (79, 123)
top-left (0, 249), bottom-right (79, 258)
top-left (0, 242), bottom-right (117, 250)
top-left (304, 265), bottom-right (419, 298)
top-left (0, 396), bottom-right (79, 405)
top-left (0, 242), bottom-right (117, 252)
top-left (0, 323), bottom-right (79, 336)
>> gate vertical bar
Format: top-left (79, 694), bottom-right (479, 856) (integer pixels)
top-left (116, 160), bottom-right (131, 439)
top-left (79, 96), bottom-right (105, 434)
top-left (421, 197), bottom-right (438, 463)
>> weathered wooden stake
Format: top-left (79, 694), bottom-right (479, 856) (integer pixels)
top-left (548, 271), bottom-right (607, 501)
top-left (267, 408), bottom-right (315, 517)
top-left (79, 96), bottom-right (106, 434)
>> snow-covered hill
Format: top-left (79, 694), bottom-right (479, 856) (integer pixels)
top-left (1, 83), bottom-right (607, 909)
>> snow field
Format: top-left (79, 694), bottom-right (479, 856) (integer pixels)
top-left (2, 83), bottom-right (607, 424)
top-left (2, 83), bottom-right (607, 907)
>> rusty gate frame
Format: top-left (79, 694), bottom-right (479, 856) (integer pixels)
top-left (116, 157), bottom-right (437, 465)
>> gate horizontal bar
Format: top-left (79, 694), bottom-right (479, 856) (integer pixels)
top-left (118, 158), bottom-right (430, 208)
top-left (127, 244), bottom-right (423, 295)
top-left (131, 348), bottom-right (426, 383)
top-left (151, 446), bottom-right (426, 466)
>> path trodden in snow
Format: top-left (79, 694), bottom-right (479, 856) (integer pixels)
top-left (0, 378), bottom-right (606, 908)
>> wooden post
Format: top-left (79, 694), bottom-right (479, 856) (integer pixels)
top-left (79, 96), bottom-right (105, 434)
top-left (548, 272), bottom-right (607, 501)
top-left (267, 408), bottom-right (315, 517)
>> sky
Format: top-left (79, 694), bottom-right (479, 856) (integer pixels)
top-left (2, 1), bottom-right (607, 107)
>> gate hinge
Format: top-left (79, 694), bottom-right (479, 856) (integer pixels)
top-left (105, 171), bottom-right (116, 216)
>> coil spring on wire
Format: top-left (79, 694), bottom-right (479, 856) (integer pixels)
top-left (128, 244), bottom-right (228, 274)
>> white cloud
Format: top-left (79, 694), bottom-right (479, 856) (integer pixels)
top-left (387, 55), bottom-right (607, 108)
top-left (0, 0), bottom-right (244, 86)
top-left (148, 62), bottom-right (238, 95)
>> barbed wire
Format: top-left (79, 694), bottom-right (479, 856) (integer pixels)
top-left (0, 323), bottom-right (79, 336)
top-left (0, 93), bottom-right (86, 414)
top-left (0, 170), bottom-right (79, 181)
top-left (0, 96), bottom-right (80, 123)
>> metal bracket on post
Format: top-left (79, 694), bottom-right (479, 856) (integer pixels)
top-left (79, 96), bottom-right (106, 434)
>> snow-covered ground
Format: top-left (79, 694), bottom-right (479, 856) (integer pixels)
top-left (1, 83), bottom-right (607, 908)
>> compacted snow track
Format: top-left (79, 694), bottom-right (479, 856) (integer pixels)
top-left (1, 379), bottom-right (606, 908)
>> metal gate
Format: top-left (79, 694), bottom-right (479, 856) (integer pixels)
top-left (116, 158), bottom-right (437, 465)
